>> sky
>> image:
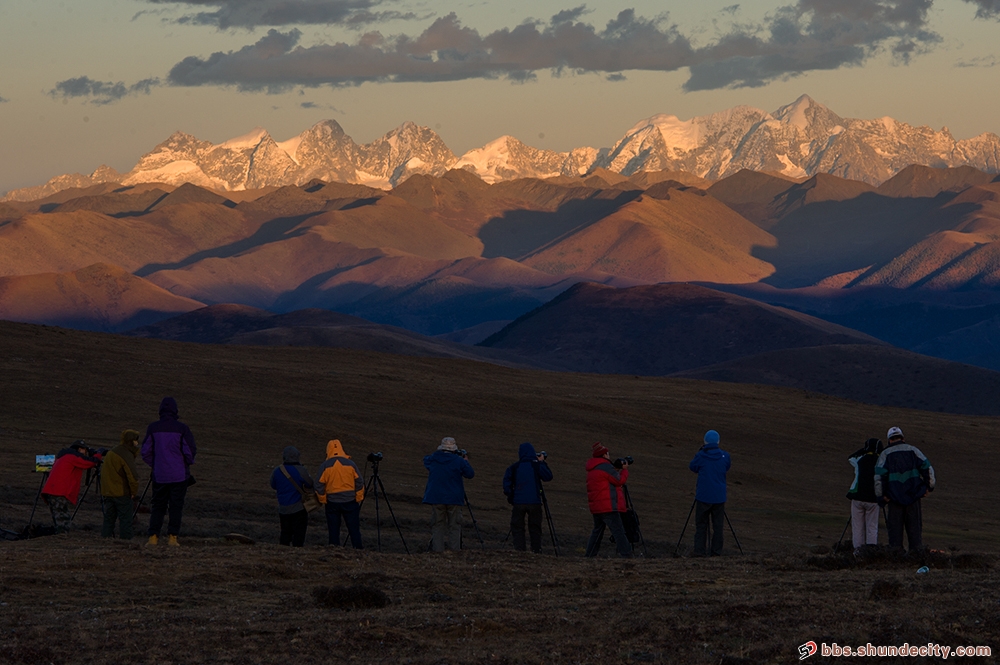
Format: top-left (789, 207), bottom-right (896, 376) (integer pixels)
top-left (1, 0), bottom-right (1000, 195)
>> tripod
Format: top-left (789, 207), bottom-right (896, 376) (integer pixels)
top-left (345, 459), bottom-right (409, 553)
top-left (621, 484), bottom-right (646, 556)
top-left (71, 464), bottom-right (104, 523)
top-left (28, 471), bottom-right (50, 528)
top-left (836, 504), bottom-right (889, 551)
top-left (464, 492), bottom-right (485, 550)
top-left (675, 498), bottom-right (744, 556)
top-left (539, 486), bottom-right (560, 556)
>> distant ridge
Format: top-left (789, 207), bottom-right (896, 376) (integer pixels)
top-left (7, 95), bottom-right (1000, 201)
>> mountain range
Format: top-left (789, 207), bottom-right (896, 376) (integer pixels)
top-left (6, 95), bottom-right (1000, 202)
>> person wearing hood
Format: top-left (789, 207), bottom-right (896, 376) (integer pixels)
top-left (423, 437), bottom-right (474, 552)
top-left (584, 442), bottom-right (632, 558)
top-left (875, 426), bottom-right (935, 554)
top-left (502, 442), bottom-right (553, 553)
top-left (100, 429), bottom-right (141, 539)
top-left (270, 446), bottom-right (316, 547)
top-left (141, 397), bottom-right (196, 547)
top-left (689, 430), bottom-right (731, 557)
top-left (846, 438), bottom-right (884, 555)
top-left (316, 439), bottom-right (364, 549)
top-left (41, 440), bottom-right (103, 533)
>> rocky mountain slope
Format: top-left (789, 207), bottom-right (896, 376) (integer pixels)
top-left (7, 95), bottom-right (999, 201)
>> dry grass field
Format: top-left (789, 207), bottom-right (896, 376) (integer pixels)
top-left (2, 320), bottom-right (999, 663)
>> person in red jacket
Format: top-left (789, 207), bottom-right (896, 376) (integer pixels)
top-left (584, 442), bottom-right (632, 558)
top-left (41, 440), bottom-right (102, 533)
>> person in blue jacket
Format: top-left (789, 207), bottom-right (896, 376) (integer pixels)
top-left (689, 430), bottom-right (732, 557)
top-left (502, 442), bottom-right (553, 553)
top-left (423, 437), bottom-right (474, 552)
top-left (269, 446), bottom-right (315, 547)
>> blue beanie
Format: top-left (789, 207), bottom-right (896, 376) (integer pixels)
top-left (704, 430), bottom-right (720, 445)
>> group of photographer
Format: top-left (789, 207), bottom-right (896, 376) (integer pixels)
top-left (39, 397), bottom-right (196, 546)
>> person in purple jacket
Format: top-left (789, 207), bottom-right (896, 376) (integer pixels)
top-left (141, 397), bottom-right (196, 547)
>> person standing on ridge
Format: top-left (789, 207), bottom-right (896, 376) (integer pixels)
top-left (689, 430), bottom-right (731, 557)
top-left (875, 426), bottom-right (935, 554)
top-left (502, 442), bottom-right (553, 553)
top-left (316, 439), bottom-right (364, 549)
top-left (100, 429), bottom-right (141, 539)
top-left (41, 440), bottom-right (103, 534)
top-left (270, 446), bottom-right (316, 547)
top-left (846, 437), bottom-right (883, 555)
top-left (141, 397), bottom-right (196, 547)
top-left (584, 442), bottom-right (632, 558)
top-left (422, 437), bottom-right (474, 552)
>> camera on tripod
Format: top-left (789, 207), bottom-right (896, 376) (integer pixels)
top-left (613, 455), bottom-right (634, 469)
top-left (367, 452), bottom-right (383, 463)
top-left (452, 448), bottom-right (468, 457)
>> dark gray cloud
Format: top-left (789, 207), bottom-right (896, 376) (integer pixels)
top-left (963, 0), bottom-right (1000, 18)
top-left (165, 2), bottom-right (942, 92)
top-left (144, 0), bottom-right (417, 29)
top-left (0, 95), bottom-right (8, 103)
top-left (50, 76), bottom-right (161, 105)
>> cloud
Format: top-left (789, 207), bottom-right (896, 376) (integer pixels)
top-left (50, 76), bottom-right (161, 105)
top-left (963, 0), bottom-right (1000, 19)
top-left (163, 1), bottom-right (943, 93)
top-left (143, 0), bottom-right (417, 29)
top-left (956, 54), bottom-right (998, 67)
top-left (0, 95), bottom-right (8, 103)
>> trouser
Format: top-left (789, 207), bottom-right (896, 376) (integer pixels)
top-left (851, 500), bottom-right (880, 548)
top-left (887, 500), bottom-right (923, 552)
top-left (147, 481), bottom-right (188, 537)
top-left (326, 501), bottom-right (363, 549)
top-left (280, 509), bottom-right (309, 547)
top-left (102, 495), bottom-right (135, 539)
top-left (430, 504), bottom-right (462, 552)
top-left (510, 504), bottom-right (543, 553)
top-left (694, 501), bottom-right (725, 556)
top-left (44, 494), bottom-right (73, 533)
top-left (585, 512), bottom-right (632, 558)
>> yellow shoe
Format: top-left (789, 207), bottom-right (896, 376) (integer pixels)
top-left (167, 535), bottom-right (180, 547)
top-left (146, 535), bottom-right (158, 546)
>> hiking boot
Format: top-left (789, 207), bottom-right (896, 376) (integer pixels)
top-left (146, 535), bottom-right (158, 546)
top-left (167, 535), bottom-right (180, 547)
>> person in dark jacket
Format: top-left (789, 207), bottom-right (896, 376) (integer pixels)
top-left (688, 430), bottom-right (731, 557)
top-left (141, 397), bottom-right (196, 547)
top-left (423, 437), bottom-right (474, 552)
top-left (875, 426), bottom-right (935, 553)
top-left (100, 430), bottom-right (141, 539)
top-left (584, 442), bottom-right (632, 558)
top-left (41, 440), bottom-right (103, 533)
top-left (270, 446), bottom-right (315, 547)
top-left (847, 437), bottom-right (883, 554)
top-left (502, 442), bottom-right (553, 553)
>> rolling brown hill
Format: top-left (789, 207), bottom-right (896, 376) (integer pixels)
top-left (705, 169), bottom-right (801, 227)
top-left (519, 192), bottom-right (777, 283)
top-left (875, 164), bottom-right (997, 198)
top-left (479, 282), bottom-right (879, 374)
top-left (0, 263), bottom-right (203, 331)
top-left (673, 343), bottom-right (1000, 416)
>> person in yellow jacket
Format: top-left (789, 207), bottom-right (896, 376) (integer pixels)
top-left (100, 430), bottom-right (141, 539)
top-left (316, 439), bottom-right (365, 549)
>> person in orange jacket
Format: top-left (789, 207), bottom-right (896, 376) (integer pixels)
top-left (41, 440), bottom-right (103, 533)
top-left (315, 439), bottom-right (364, 549)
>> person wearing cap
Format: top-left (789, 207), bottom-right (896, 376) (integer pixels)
top-left (422, 437), bottom-right (474, 552)
top-left (316, 439), bottom-right (364, 549)
top-left (846, 438), bottom-right (883, 555)
top-left (100, 429), bottom-right (142, 539)
top-left (141, 397), bottom-right (196, 547)
top-left (41, 440), bottom-right (103, 533)
top-left (688, 430), bottom-right (731, 557)
top-left (270, 446), bottom-right (316, 547)
top-left (502, 442), bottom-right (553, 553)
top-left (875, 427), bottom-right (935, 554)
top-left (584, 442), bottom-right (632, 558)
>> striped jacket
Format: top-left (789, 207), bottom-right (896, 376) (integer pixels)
top-left (316, 439), bottom-right (364, 504)
top-left (874, 442), bottom-right (935, 506)
top-left (586, 457), bottom-right (629, 514)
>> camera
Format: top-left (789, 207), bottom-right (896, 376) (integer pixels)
top-left (452, 449), bottom-right (468, 457)
top-left (367, 452), bottom-right (384, 463)
top-left (613, 455), bottom-right (634, 469)
top-left (538, 450), bottom-right (548, 459)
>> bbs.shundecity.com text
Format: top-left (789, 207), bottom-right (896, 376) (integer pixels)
top-left (798, 641), bottom-right (992, 659)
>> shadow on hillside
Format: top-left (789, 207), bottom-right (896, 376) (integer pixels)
top-left (478, 190), bottom-right (641, 260)
top-left (754, 192), bottom-right (977, 287)
top-left (134, 213), bottom-right (319, 277)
